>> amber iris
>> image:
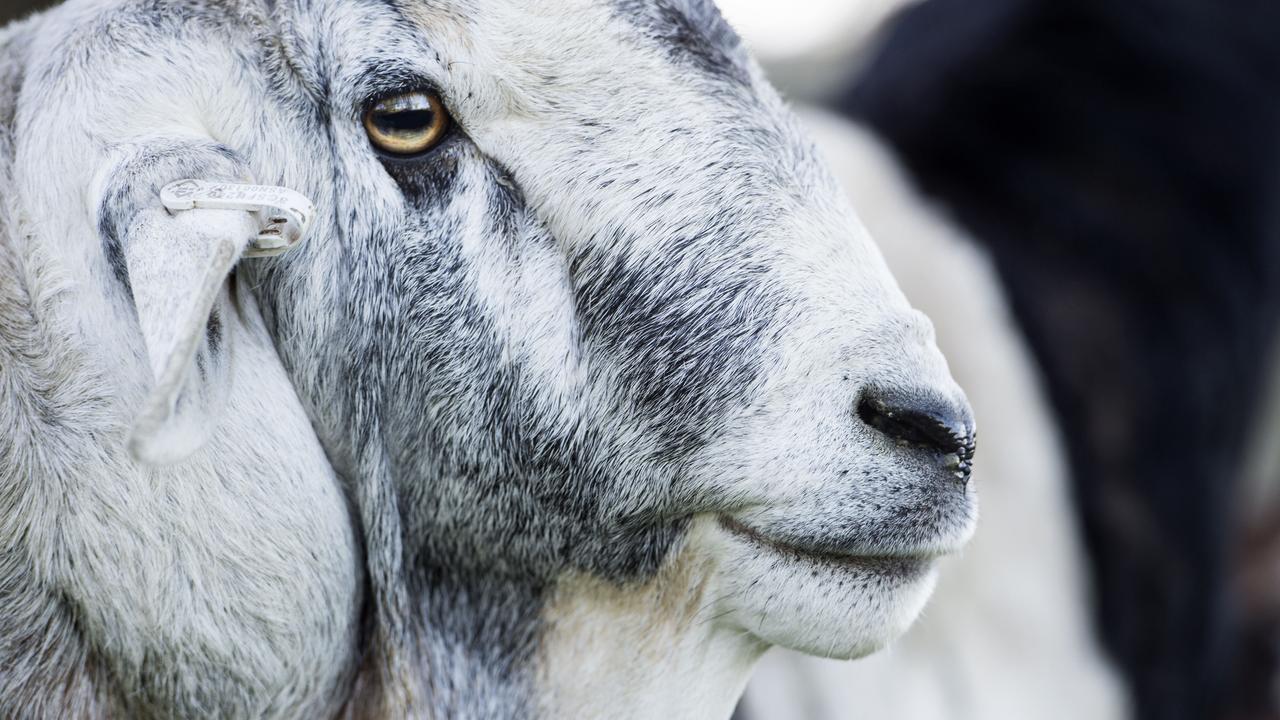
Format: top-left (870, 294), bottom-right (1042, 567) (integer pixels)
top-left (363, 91), bottom-right (450, 156)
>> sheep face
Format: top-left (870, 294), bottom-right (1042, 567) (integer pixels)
top-left (29, 0), bottom-right (976, 699)
top-left (251, 0), bottom-right (977, 662)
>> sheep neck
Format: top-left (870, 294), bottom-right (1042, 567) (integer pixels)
top-left (377, 519), bottom-right (766, 719)
top-left (535, 538), bottom-right (768, 720)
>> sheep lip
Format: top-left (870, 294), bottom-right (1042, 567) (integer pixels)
top-left (716, 515), bottom-right (939, 574)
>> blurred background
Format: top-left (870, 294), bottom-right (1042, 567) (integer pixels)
top-left (3, 1), bottom-right (1275, 719)
top-left (1, 2), bottom-right (42, 24)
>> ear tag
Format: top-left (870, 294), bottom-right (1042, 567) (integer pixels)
top-left (160, 179), bottom-right (316, 257)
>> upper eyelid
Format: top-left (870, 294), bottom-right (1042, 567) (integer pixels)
top-left (352, 65), bottom-right (443, 114)
top-left (372, 93), bottom-right (436, 114)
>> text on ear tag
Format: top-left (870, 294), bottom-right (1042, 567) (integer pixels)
top-left (160, 179), bottom-right (316, 257)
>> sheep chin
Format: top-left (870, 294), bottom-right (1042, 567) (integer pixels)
top-left (703, 514), bottom-right (943, 660)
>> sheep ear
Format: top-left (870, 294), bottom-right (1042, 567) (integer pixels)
top-left (124, 206), bottom-right (259, 465)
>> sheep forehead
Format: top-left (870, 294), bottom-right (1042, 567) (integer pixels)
top-left (323, 0), bottom-right (755, 104)
top-left (35, 0), bottom-right (758, 137)
top-left (310, 0), bottom-right (810, 250)
top-left (390, 0), bottom-right (744, 61)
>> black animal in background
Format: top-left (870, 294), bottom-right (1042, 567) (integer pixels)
top-left (841, 1), bottom-right (1280, 718)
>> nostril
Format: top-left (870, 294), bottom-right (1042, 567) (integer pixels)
top-left (857, 389), bottom-right (976, 479)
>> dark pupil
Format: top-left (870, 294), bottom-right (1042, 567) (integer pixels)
top-left (374, 109), bottom-right (434, 134)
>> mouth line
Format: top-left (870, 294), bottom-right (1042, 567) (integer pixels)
top-left (716, 515), bottom-right (937, 575)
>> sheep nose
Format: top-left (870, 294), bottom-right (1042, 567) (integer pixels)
top-left (857, 388), bottom-right (976, 483)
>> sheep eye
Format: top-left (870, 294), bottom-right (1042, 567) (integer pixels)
top-left (363, 91), bottom-right (450, 157)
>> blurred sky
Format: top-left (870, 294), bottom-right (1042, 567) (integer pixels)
top-left (717, 0), bottom-right (913, 59)
top-left (714, 0), bottom-right (917, 101)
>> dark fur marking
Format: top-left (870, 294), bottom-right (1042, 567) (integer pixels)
top-left (97, 200), bottom-right (132, 294)
top-left (613, 0), bottom-right (750, 85)
top-left (380, 215), bottom-right (683, 581)
top-left (205, 310), bottom-right (222, 355)
top-left (570, 232), bottom-right (783, 458)
top-left (379, 135), bottom-right (463, 202)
